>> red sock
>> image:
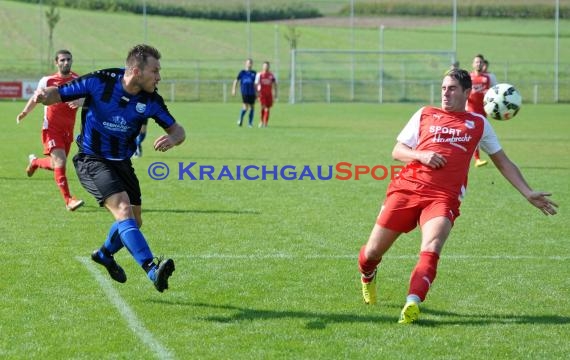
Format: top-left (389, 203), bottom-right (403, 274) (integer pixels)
top-left (264, 108), bottom-right (270, 125)
top-left (35, 157), bottom-right (53, 170)
top-left (474, 148), bottom-right (480, 161)
top-left (408, 251), bottom-right (440, 302)
top-left (260, 109), bottom-right (266, 123)
top-left (358, 245), bottom-right (381, 281)
top-left (54, 167), bottom-right (72, 202)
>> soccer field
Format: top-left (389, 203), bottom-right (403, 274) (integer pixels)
top-left (0, 101), bottom-right (568, 359)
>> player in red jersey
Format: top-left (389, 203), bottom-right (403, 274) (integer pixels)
top-left (357, 68), bottom-right (558, 324)
top-left (255, 61), bottom-right (278, 128)
top-left (483, 59), bottom-right (498, 87)
top-left (17, 50), bottom-right (84, 211)
top-left (466, 54), bottom-right (493, 167)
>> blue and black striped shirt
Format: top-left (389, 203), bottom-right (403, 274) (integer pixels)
top-left (236, 70), bottom-right (257, 97)
top-left (59, 68), bottom-right (176, 160)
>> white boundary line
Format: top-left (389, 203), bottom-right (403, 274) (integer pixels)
top-left (175, 254), bottom-right (570, 261)
top-left (76, 257), bottom-right (174, 360)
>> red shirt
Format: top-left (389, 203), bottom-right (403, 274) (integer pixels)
top-left (256, 71), bottom-right (276, 98)
top-left (395, 106), bottom-right (501, 200)
top-left (37, 72), bottom-right (80, 132)
top-left (466, 71), bottom-right (492, 116)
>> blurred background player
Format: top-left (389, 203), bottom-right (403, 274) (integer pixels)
top-left (466, 54), bottom-right (493, 167)
top-left (232, 58), bottom-right (256, 127)
top-left (483, 59), bottom-right (498, 86)
top-left (446, 60), bottom-right (460, 75)
top-left (255, 61), bottom-right (278, 128)
top-left (16, 49), bottom-right (84, 211)
top-left (133, 120), bottom-right (147, 157)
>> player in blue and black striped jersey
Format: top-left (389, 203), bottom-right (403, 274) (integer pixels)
top-left (33, 44), bottom-right (186, 293)
top-left (232, 58), bottom-right (256, 127)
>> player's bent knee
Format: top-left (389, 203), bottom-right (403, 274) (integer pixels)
top-left (104, 192), bottom-right (134, 219)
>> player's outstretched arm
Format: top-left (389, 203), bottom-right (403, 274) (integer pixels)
top-left (490, 150), bottom-right (558, 216)
top-left (16, 97), bottom-right (38, 124)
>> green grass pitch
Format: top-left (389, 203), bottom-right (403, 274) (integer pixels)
top-left (0, 101), bottom-right (568, 359)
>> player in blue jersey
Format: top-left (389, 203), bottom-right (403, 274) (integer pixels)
top-left (231, 58), bottom-right (256, 127)
top-left (32, 44), bottom-right (186, 292)
top-left (133, 119), bottom-right (148, 158)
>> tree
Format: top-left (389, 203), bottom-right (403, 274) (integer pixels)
top-left (284, 26), bottom-right (301, 103)
top-left (45, 2), bottom-right (60, 70)
top-left (284, 25), bottom-right (301, 51)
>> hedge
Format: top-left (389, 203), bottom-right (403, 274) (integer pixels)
top-left (7, 0), bottom-right (322, 21)
top-left (340, 3), bottom-right (570, 19)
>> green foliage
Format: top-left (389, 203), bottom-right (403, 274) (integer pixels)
top-left (284, 25), bottom-right (301, 50)
top-left (7, 0), bottom-right (322, 21)
top-left (341, 2), bottom-right (570, 19)
top-left (44, 3), bottom-right (60, 69)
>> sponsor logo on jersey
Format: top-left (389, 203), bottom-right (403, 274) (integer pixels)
top-left (429, 125), bottom-right (472, 151)
top-left (103, 116), bottom-right (129, 132)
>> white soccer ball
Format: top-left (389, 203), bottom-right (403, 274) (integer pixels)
top-left (483, 83), bottom-right (522, 121)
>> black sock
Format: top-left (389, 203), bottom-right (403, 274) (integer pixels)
top-left (100, 246), bottom-right (113, 259)
top-left (142, 259), bottom-right (156, 273)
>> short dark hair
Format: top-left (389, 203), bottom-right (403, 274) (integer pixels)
top-left (126, 44), bottom-right (161, 71)
top-left (445, 68), bottom-right (472, 90)
top-left (55, 49), bottom-right (72, 61)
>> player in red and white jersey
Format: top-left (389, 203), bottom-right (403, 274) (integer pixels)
top-left (254, 61), bottom-right (277, 128)
top-left (467, 54), bottom-right (494, 167)
top-left (482, 59), bottom-right (498, 87)
top-left (17, 50), bottom-right (84, 211)
top-left (395, 106), bottom-right (497, 200)
top-left (358, 68), bottom-right (558, 324)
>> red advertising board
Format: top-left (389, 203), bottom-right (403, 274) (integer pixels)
top-left (0, 81), bottom-right (22, 98)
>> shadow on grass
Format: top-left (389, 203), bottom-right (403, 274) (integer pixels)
top-left (143, 208), bottom-right (260, 215)
top-left (414, 307), bottom-right (570, 327)
top-left (150, 300), bottom-right (570, 328)
top-left (35, 205), bottom-right (260, 215)
top-left (0, 176), bottom-right (53, 182)
top-left (191, 302), bottom-right (395, 329)
top-left (519, 165), bottom-right (570, 170)
top-left (147, 299), bottom-right (397, 328)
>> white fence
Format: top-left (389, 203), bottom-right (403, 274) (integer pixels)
top-left (154, 79), bottom-right (568, 105)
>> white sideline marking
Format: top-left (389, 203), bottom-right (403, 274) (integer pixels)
top-left (176, 254), bottom-right (569, 261)
top-left (76, 257), bottom-right (174, 360)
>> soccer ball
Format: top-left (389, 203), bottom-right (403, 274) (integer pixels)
top-left (483, 83), bottom-right (522, 121)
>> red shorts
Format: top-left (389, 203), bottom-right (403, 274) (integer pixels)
top-left (41, 128), bottom-right (74, 156)
top-left (259, 94), bottom-right (273, 108)
top-left (376, 179), bottom-right (461, 233)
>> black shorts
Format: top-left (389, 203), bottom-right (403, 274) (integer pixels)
top-left (73, 153), bottom-right (142, 206)
top-left (242, 94), bottom-right (256, 105)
